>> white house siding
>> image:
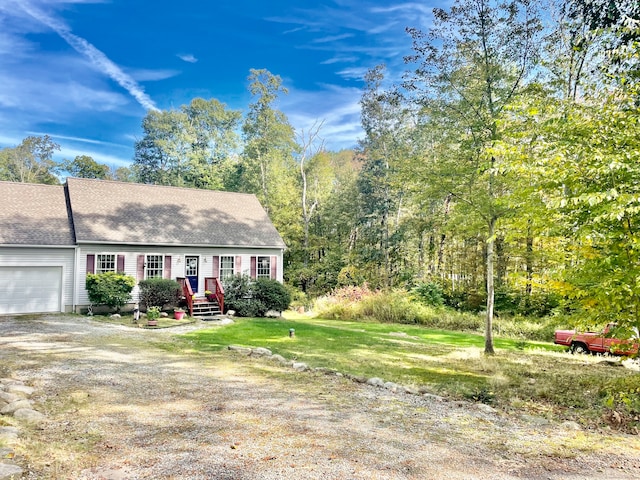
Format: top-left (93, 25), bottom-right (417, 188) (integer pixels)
top-left (0, 246), bottom-right (76, 313)
top-left (76, 245), bottom-right (284, 309)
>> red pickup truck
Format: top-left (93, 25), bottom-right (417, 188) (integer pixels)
top-left (554, 323), bottom-right (639, 356)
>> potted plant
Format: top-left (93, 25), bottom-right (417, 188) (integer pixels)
top-left (174, 308), bottom-right (185, 320)
top-left (146, 306), bottom-right (161, 326)
top-left (205, 290), bottom-right (216, 302)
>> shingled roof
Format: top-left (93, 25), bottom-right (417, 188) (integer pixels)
top-left (66, 178), bottom-right (286, 248)
top-left (0, 181), bottom-right (75, 246)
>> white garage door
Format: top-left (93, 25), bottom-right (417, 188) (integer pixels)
top-left (0, 266), bottom-right (62, 314)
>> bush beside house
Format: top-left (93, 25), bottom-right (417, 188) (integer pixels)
top-left (225, 275), bottom-right (291, 317)
top-left (85, 272), bottom-right (136, 312)
top-left (138, 278), bottom-right (181, 311)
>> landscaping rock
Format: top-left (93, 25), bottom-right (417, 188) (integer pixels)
top-left (13, 408), bottom-right (46, 424)
top-left (1, 400), bottom-right (32, 415)
top-left (404, 386), bottom-right (420, 395)
top-left (367, 377), bottom-right (385, 387)
top-left (0, 427), bottom-right (19, 443)
top-left (251, 347), bottom-right (272, 357)
top-left (0, 463), bottom-right (23, 480)
top-left (476, 404), bottom-right (497, 414)
top-left (6, 384), bottom-right (34, 397)
top-left (0, 392), bottom-right (20, 404)
top-left (110, 313), bottom-right (121, 319)
top-left (265, 310), bottom-right (281, 318)
top-left (270, 354), bottom-right (289, 365)
top-left (227, 345), bottom-right (252, 355)
top-left (384, 382), bottom-right (400, 392)
top-left (561, 421), bottom-right (582, 431)
top-left (292, 362), bottom-right (308, 371)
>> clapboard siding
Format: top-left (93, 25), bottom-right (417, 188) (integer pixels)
top-left (0, 247), bottom-right (75, 312)
top-left (77, 245), bottom-right (284, 307)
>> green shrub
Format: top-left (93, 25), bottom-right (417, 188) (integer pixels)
top-left (411, 282), bottom-right (444, 306)
top-left (138, 278), bottom-right (181, 309)
top-left (254, 278), bottom-right (291, 313)
top-left (225, 275), bottom-right (290, 317)
top-left (86, 272), bottom-right (136, 312)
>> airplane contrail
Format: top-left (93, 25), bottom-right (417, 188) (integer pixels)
top-left (15, 0), bottom-right (159, 112)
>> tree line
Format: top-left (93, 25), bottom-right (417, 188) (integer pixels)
top-left (3, 0), bottom-right (640, 352)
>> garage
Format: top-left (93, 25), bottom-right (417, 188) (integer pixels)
top-left (0, 266), bottom-right (63, 314)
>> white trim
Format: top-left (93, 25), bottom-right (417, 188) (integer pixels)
top-left (77, 241), bottom-right (287, 249)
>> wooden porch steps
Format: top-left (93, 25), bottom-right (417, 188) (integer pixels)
top-left (191, 300), bottom-right (222, 317)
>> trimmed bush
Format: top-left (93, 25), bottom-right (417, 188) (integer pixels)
top-left (225, 275), bottom-right (291, 317)
top-left (138, 278), bottom-right (181, 309)
top-left (86, 272), bottom-right (136, 312)
top-left (254, 279), bottom-right (291, 313)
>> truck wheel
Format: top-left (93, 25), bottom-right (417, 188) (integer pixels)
top-left (571, 343), bottom-right (589, 354)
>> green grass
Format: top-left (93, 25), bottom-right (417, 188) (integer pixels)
top-left (90, 313), bottom-right (196, 329)
top-left (181, 314), bottom-right (640, 430)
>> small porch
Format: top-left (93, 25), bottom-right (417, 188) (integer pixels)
top-left (177, 277), bottom-right (225, 318)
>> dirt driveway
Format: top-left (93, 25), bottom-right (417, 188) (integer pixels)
top-left (1, 315), bottom-right (639, 479)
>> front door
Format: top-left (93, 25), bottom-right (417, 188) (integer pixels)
top-left (185, 256), bottom-right (199, 293)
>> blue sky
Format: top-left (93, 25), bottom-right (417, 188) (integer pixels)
top-left (0, 0), bottom-right (438, 168)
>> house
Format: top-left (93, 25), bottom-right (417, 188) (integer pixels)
top-left (0, 178), bottom-right (286, 315)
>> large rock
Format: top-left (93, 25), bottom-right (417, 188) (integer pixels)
top-left (0, 427), bottom-right (19, 443)
top-left (227, 345), bottom-right (252, 355)
top-left (0, 392), bottom-right (20, 404)
top-left (13, 408), bottom-right (46, 424)
top-left (251, 347), bottom-right (272, 357)
top-left (366, 377), bottom-right (385, 387)
top-left (6, 384), bottom-right (34, 397)
top-left (1, 400), bottom-right (32, 415)
top-left (0, 463), bottom-right (23, 480)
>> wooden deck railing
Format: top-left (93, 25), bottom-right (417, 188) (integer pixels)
top-left (205, 277), bottom-right (225, 313)
top-left (177, 277), bottom-right (194, 316)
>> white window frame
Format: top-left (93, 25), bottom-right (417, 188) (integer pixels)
top-left (146, 254), bottom-right (164, 279)
top-left (257, 256), bottom-right (271, 279)
top-left (220, 256), bottom-right (235, 283)
top-left (96, 254), bottom-right (116, 274)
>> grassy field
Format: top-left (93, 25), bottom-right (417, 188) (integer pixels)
top-left (180, 314), bottom-right (640, 431)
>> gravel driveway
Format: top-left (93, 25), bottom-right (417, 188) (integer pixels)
top-left (1, 315), bottom-right (639, 479)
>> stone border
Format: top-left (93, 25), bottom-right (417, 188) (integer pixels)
top-left (226, 345), bottom-right (462, 405)
top-left (1, 378), bottom-right (47, 479)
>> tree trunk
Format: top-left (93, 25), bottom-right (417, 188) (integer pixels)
top-left (485, 216), bottom-right (496, 355)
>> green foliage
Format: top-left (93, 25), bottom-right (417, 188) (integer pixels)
top-left (600, 375), bottom-right (640, 431)
top-left (0, 135), bottom-right (60, 184)
top-left (146, 306), bottom-right (161, 320)
top-left (411, 282), bottom-right (444, 306)
top-left (133, 97), bottom-right (241, 189)
top-left (138, 278), bottom-right (181, 309)
top-left (85, 272), bottom-right (136, 312)
top-left (225, 275), bottom-right (290, 317)
top-left (61, 155), bottom-right (110, 179)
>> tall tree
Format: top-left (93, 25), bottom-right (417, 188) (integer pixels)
top-left (357, 65), bottom-right (409, 287)
top-left (133, 98), bottom-right (241, 188)
top-left (403, 0), bottom-right (542, 354)
top-left (61, 155), bottom-right (111, 179)
top-left (240, 69), bottom-right (299, 213)
top-left (0, 135), bottom-right (60, 184)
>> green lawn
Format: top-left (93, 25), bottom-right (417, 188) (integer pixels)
top-left (180, 314), bottom-right (640, 430)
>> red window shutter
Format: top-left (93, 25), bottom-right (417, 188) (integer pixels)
top-left (235, 255), bottom-right (242, 275)
top-left (212, 256), bottom-right (220, 278)
top-left (117, 255), bottom-right (125, 273)
top-left (164, 255), bottom-right (172, 279)
top-left (250, 256), bottom-right (257, 279)
top-left (86, 254), bottom-right (95, 274)
top-left (137, 255), bottom-right (145, 281)
top-left (270, 256), bottom-right (277, 280)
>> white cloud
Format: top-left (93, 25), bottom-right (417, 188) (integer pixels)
top-left (280, 84), bottom-right (363, 151)
top-left (177, 53), bottom-right (198, 63)
top-left (10, 0), bottom-right (158, 112)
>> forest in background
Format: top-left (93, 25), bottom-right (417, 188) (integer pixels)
top-left (3, 0), bottom-right (640, 352)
